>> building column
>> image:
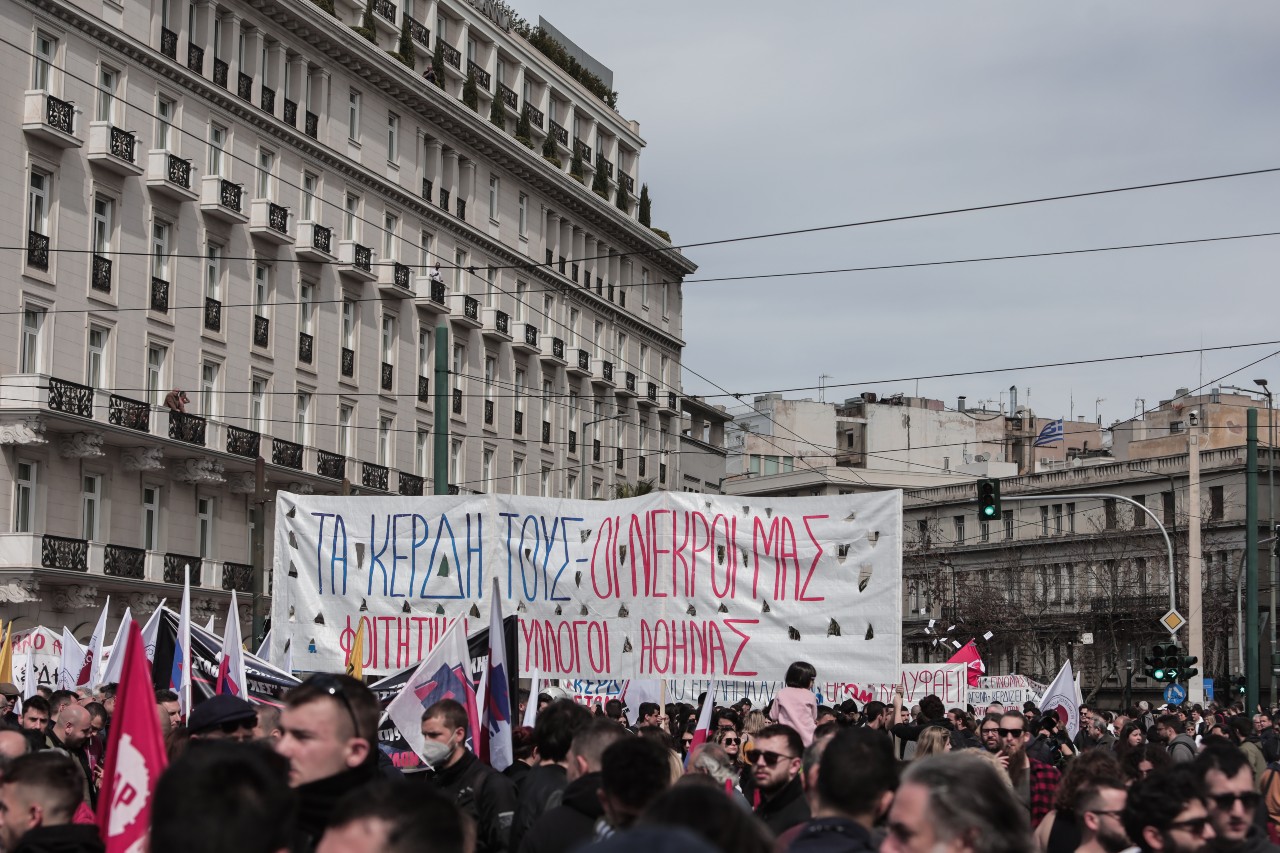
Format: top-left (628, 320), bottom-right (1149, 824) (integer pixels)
top-left (460, 159), bottom-right (475, 218)
top-left (443, 149), bottom-right (459, 208)
top-left (265, 40), bottom-right (285, 109)
top-left (545, 212), bottom-right (560, 266)
top-left (583, 236), bottom-right (597, 287)
top-left (219, 13), bottom-right (240, 73)
top-left (286, 54), bottom-right (308, 108)
top-left (425, 139), bottom-right (443, 201)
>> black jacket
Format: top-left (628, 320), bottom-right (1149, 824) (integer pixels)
top-left (430, 750), bottom-right (518, 853)
top-left (11, 825), bottom-right (105, 853)
top-left (891, 718), bottom-right (968, 752)
top-left (294, 759), bottom-right (383, 851)
top-left (755, 775), bottom-right (811, 837)
top-left (787, 817), bottom-right (876, 853)
top-left (43, 733), bottom-right (94, 809)
top-left (510, 764), bottom-right (568, 853)
top-left (518, 771), bottom-right (604, 853)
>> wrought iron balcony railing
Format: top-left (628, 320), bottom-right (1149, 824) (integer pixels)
top-left (27, 231), bottom-right (49, 271)
top-left (381, 362), bottom-right (394, 391)
top-left (213, 58), bottom-right (228, 88)
top-left (238, 72), bottom-right (253, 101)
top-left (362, 461), bottom-right (389, 491)
top-left (253, 315), bottom-right (270, 347)
top-left (226, 426), bottom-right (260, 458)
top-left (317, 450), bottom-right (345, 479)
top-left (283, 98), bottom-right (297, 127)
top-left (222, 562), bottom-right (253, 592)
top-left (523, 103), bottom-right (544, 128)
top-left (164, 553), bottom-right (202, 585)
top-left (272, 437), bottom-right (303, 469)
top-left (204, 296), bottom-right (221, 331)
top-left (160, 28), bottom-right (177, 59)
top-left (399, 471), bottom-right (424, 495)
top-left (91, 254), bottom-right (112, 293)
top-left (341, 347), bottom-right (355, 377)
top-left (150, 276), bottom-right (169, 312)
top-left (43, 534), bottom-right (88, 572)
top-left (468, 60), bottom-right (490, 90)
top-left (105, 544), bottom-right (145, 579)
top-left (48, 378), bottom-right (94, 418)
top-left (109, 394), bottom-right (150, 432)
top-left (298, 332), bottom-right (314, 364)
top-left (168, 410), bottom-right (207, 445)
top-left (187, 43), bottom-right (204, 75)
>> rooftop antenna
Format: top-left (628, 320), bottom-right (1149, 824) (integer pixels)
top-left (818, 374), bottom-right (833, 403)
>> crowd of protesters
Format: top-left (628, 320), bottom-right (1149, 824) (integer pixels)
top-left (2, 662), bottom-right (1280, 853)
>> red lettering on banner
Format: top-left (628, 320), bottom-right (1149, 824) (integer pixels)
top-left (709, 515), bottom-right (737, 599)
top-left (590, 516), bottom-right (615, 599)
top-left (798, 514), bottom-right (828, 601)
top-left (751, 516), bottom-right (778, 599)
top-left (638, 618), bottom-right (758, 677)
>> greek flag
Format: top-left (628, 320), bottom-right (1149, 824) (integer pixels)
top-left (1033, 419), bottom-right (1064, 447)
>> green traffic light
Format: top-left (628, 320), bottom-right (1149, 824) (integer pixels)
top-left (1153, 668), bottom-right (1165, 680)
top-left (982, 506), bottom-right (996, 518)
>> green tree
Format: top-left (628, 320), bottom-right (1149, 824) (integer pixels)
top-left (570, 147), bottom-right (584, 182)
top-left (612, 479), bottom-right (656, 499)
top-left (394, 17), bottom-right (415, 68)
top-left (489, 89), bottom-right (505, 129)
top-left (431, 42), bottom-right (445, 89)
top-left (462, 69), bottom-right (478, 111)
top-left (638, 184), bottom-right (651, 227)
top-left (591, 154), bottom-right (609, 198)
top-left (354, 2), bottom-right (376, 42)
top-left (616, 180), bottom-right (629, 213)
top-left (515, 107), bottom-right (533, 148)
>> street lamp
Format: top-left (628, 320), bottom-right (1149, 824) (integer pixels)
top-left (1256, 378), bottom-right (1276, 703)
top-left (580, 413), bottom-right (623, 500)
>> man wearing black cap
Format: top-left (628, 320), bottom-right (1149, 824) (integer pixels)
top-left (0, 684), bottom-right (21, 726)
top-left (189, 694), bottom-right (259, 742)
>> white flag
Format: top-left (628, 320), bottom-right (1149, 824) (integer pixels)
top-left (99, 606), bottom-right (133, 686)
top-left (204, 614), bottom-right (216, 634)
top-left (522, 669), bottom-right (540, 728)
top-left (22, 641), bottom-right (36, 701)
top-left (140, 600), bottom-right (167, 662)
top-left (216, 591), bottom-right (248, 697)
top-left (58, 628), bottom-right (84, 691)
top-left (79, 596), bottom-right (110, 688)
top-left (174, 567), bottom-right (193, 718)
top-left (385, 618), bottom-right (476, 765)
top-left (255, 630), bottom-right (273, 663)
top-left (1039, 660), bottom-right (1081, 739)
top-left (480, 579), bottom-right (513, 771)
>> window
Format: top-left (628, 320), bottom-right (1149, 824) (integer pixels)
top-left (1002, 510), bottom-right (1013, 540)
top-left (348, 89), bottom-right (361, 141)
top-left (253, 263), bottom-right (271, 316)
top-left (381, 315), bottom-right (396, 368)
top-left (482, 448), bottom-right (495, 492)
top-left (641, 268), bottom-right (650, 308)
top-left (1210, 485), bottom-right (1224, 521)
top-left (146, 343), bottom-right (167, 404)
top-left (378, 416), bottom-right (392, 465)
top-left (295, 391), bottom-right (312, 444)
top-left (518, 193), bottom-right (527, 237)
top-left (1066, 502), bottom-right (1076, 533)
top-left (299, 282), bottom-right (315, 334)
top-left (485, 267), bottom-right (496, 308)
top-left (512, 455), bottom-right (524, 495)
top-left (337, 404), bottom-right (353, 456)
top-left (32, 32), bottom-right (57, 91)
top-left (488, 175), bottom-right (499, 222)
top-left (142, 485), bottom-right (160, 550)
top-left (449, 439), bottom-right (462, 485)
top-left (387, 112), bottom-right (399, 162)
top-left (1104, 498), bottom-right (1118, 530)
top-left (420, 230), bottom-right (434, 267)
top-left (256, 148), bottom-right (275, 199)
top-left (250, 378), bottom-right (267, 433)
top-left (979, 519), bottom-right (990, 543)
top-left (418, 328), bottom-right (431, 378)
top-left (542, 295), bottom-right (554, 337)
top-left (662, 281), bottom-right (669, 318)
top-left (13, 461), bottom-right (36, 534)
top-left (344, 193), bottom-right (359, 241)
top-left (207, 123), bottom-right (226, 176)
top-left (20, 307), bottom-right (44, 373)
top-left (1162, 492), bottom-right (1175, 526)
top-left (568, 308), bottom-right (579, 347)
top-left (151, 220), bottom-right (171, 283)
top-left (200, 361), bottom-right (219, 417)
top-left (342, 298), bottom-right (356, 349)
top-left (87, 326), bottom-right (108, 388)
top-left (568, 473), bottom-right (578, 500)
top-left (514, 281), bottom-right (527, 321)
top-left (155, 95), bottom-right (175, 150)
top-left (953, 515), bottom-right (965, 545)
top-left (416, 428), bottom-right (430, 477)
top-left (205, 242), bottom-right (224, 299)
top-left (1133, 495), bottom-right (1146, 527)
top-left (92, 194), bottom-right (113, 262)
top-left (1040, 505), bottom-right (1049, 536)
top-left (639, 344), bottom-right (649, 379)
top-left (540, 467), bottom-right (551, 497)
top-left (28, 169), bottom-right (50, 239)
top-left (197, 497), bottom-right (214, 558)
top-left (383, 211), bottom-right (400, 261)
top-left (302, 173), bottom-right (318, 221)
top-left (616, 332), bottom-right (627, 364)
top-left (96, 65), bottom-right (118, 123)
top-left (81, 474), bottom-right (102, 541)
top-left (452, 343), bottom-right (466, 403)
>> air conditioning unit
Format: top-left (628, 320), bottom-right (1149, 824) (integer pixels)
top-left (974, 453), bottom-right (990, 463)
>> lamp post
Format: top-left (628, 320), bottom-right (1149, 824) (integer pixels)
top-left (580, 413), bottom-right (623, 499)
top-left (1256, 378), bottom-right (1276, 704)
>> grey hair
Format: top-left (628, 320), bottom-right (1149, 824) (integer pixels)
top-left (687, 743), bottom-right (737, 788)
top-left (900, 753), bottom-right (1034, 853)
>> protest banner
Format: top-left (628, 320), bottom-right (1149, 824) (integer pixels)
top-left (12, 628), bottom-right (63, 694)
top-left (966, 674), bottom-right (1047, 709)
top-left (272, 491), bottom-right (903, 681)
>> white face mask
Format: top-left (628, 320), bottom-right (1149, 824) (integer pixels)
top-left (421, 738), bottom-right (452, 769)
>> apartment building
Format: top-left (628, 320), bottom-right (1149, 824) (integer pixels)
top-left (0, 0), bottom-right (693, 633)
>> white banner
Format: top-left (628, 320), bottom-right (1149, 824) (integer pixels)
top-left (272, 491), bottom-right (903, 680)
top-left (13, 628), bottom-right (64, 693)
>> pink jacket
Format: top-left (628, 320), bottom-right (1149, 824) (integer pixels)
top-left (770, 686), bottom-right (817, 746)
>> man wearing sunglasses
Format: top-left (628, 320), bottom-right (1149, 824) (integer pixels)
top-left (749, 723), bottom-right (810, 836)
top-left (1122, 765), bottom-right (1216, 853)
top-left (996, 710), bottom-right (1059, 829)
top-left (1193, 746), bottom-right (1274, 853)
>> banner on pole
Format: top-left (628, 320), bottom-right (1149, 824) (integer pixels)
top-left (272, 492), bottom-right (903, 681)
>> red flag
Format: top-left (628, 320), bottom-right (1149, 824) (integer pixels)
top-left (97, 621), bottom-right (167, 852)
top-left (947, 639), bottom-right (986, 688)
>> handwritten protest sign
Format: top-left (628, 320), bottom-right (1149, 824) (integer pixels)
top-left (272, 491), bottom-right (902, 680)
top-left (967, 674), bottom-right (1046, 708)
top-left (12, 628), bottom-right (62, 693)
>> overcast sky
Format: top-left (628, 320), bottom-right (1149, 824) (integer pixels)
top-left (529, 1), bottom-right (1280, 428)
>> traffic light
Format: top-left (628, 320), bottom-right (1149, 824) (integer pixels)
top-left (1161, 645), bottom-right (1182, 682)
top-left (1148, 643), bottom-right (1184, 682)
top-left (1233, 674), bottom-right (1247, 695)
top-left (1180, 654), bottom-right (1199, 681)
top-left (1143, 648), bottom-right (1160, 680)
top-left (977, 479), bottom-right (1001, 522)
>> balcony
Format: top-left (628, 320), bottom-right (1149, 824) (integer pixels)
top-left (200, 176), bottom-right (248, 224)
top-left (87, 123), bottom-right (143, 177)
top-left (592, 359), bottom-right (615, 386)
top-left (150, 277), bottom-right (170, 313)
top-left (540, 337), bottom-right (567, 367)
top-left (568, 429), bottom-right (577, 454)
top-left (407, 17), bottom-right (430, 48)
top-left (305, 111), bottom-right (319, 138)
top-left (27, 232), bottom-right (49, 271)
top-left (48, 378), bottom-right (95, 419)
top-left (362, 461), bottom-right (389, 491)
top-left (283, 99), bottom-right (297, 127)
top-left (168, 410), bottom-right (207, 446)
top-left (317, 450), bottom-right (345, 480)
top-left (108, 394), bottom-right (150, 432)
top-left (104, 544), bottom-right (145, 579)
top-left (467, 60), bottom-right (491, 91)
top-left (620, 173), bottom-right (635, 194)
top-left (226, 426), bottom-right (260, 458)
top-left (296, 222), bottom-right (335, 262)
top-left (381, 362), bottom-right (394, 392)
top-left (615, 372), bottom-right (638, 398)
top-left (341, 348), bottom-right (355, 378)
top-left (42, 534), bottom-right (88, 572)
top-left (260, 86), bottom-right (275, 116)
top-left (399, 471), bottom-right (424, 496)
top-left (377, 262), bottom-right (413, 299)
top-left (456, 198), bottom-right (466, 221)
top-left (417, 276), bottom-right (450, 315)
top-left (513, 324), bottom-right (539, 356)
top-left (514, 410), bottom-right (524, 436)
top-left (452, 388), bottom-right (462, 415)
top-left (660, 463), bottom-right (667, 484)
top-left (222, 562), bottom-right (253, 592)
top-left (523, 102), bottom-right (544, 129)
top-left (422, 178), bottom-right (433, 202)
top-left (373, 0), bottom-right (396, 23)
top-left (664, 391), bottom-right (679, 412)
top-left (187, 43), bottom-right (204, 75)
top-left (440, 42), bottom-right (461, 69)
top-left (574, 139), bottom-right (592, 163)
top-left (643, 382), bottom-right (659, 406)
top-left (616, 448), bottom-right (624, 470)
top-left (146, 151), bottom-right (197, 202)
top-left (599, 157), bottom-right (614, 179)
top-left (638, 457), bottom-right (647, 478)
top-left (439, 187), bottom-right (450, 210)
top-left (164, 554), bottom-right (202, 586)
top-left (549, 120), bottom-right (568, 147)
top-left (23, 91), bottom-right (80, 148)
top-left (298, 332), bottom-right (314, 365)
top-left (451, 295), bottom-right (482, 329)
top-left (568, 349), bottom-right (592, 377)
top-left (481, 308), bottom-right (512, 343)
top-left (272, 437), bottom-right (303, 470)
top-left (593, 439), bottom-right (601, 463)
top-left (417, 375), bottom-right (430, 404)
top-left (213, 58), bottom-right (228, 88)
top-left (498, 83), bottom-right (518, 110)
top-left (484, 399), bottom-right (494, 425)
top-left (541, 421), bottom-right (551, 444)
top-left (91, 255), bottom-right (112, 294)
top-left (159, 27), bottom-right (178, 59)
top-left (337, 241), bottom-right (377, 282)
top-left (253, 315), bottom-right (270, 348)
top-left (249, 200), bottom-right (292, 244)
top-left (237, 72), bottom-right (253, 102)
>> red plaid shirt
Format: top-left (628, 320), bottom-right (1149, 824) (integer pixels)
top-left (1029, 758), bottom-right (1061, 828)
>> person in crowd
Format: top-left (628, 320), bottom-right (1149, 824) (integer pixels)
top-left (275, 674), bottom-right (383, 851)
top-left (420, 698), bottom-right (517, 853)
top-left (712, 726), bottom-right (745, 772)
top-left (770, 662), bottom-right (818, 747)
top-left (1027, 712), bottom-right (1076, 768)
top-left (255, 704), bottom-right (283, 741)
top-left (784, 727), bottom-right (896, 853)
top-left (996, 710), bottom-right (1060, 829)
top-left (155, 689), bottom-right (182, 729)
top-left (714, 708), bottom-right (742, 737)
top-left (914, 726), bottom-right (952, 759)
top-left (750, 723), bottom-right (810, 835)
top-left (0, 752), bottom-right (101, 853)
top-left (1156, 715), bottom-right (1199, 764)
top-left (93, 685), bottom-right (116, 719)
top-left (19, 697), bottom-right (49, 733)
top-left (0, 726), bottom-right (33, 766)
top-left (1076, 780), bottom-right (1131, 853)
top-left (163, 388), bottom-right (189, 412)
top-left (891, 694), bottom-right (966, 752)
top-left (1192, 746), bottom-right (1275, 853)
top-left (604, 700), bottom-right (627, 726)
top-left (1256, 714), bottom-right (1280, 764)
top-left (1116, 723), bottom-right (1147, 759)
top-left (1122, 764), bottom-right (1215, 853)
top-left (510, 699), bottom-right (592, 852)
top-left (44, 705), bottom-right (94, 808)
top-left (1225, 718), bottom-right (1267, 785)
top-left (1124, 745), bottom-right (1175, 786)
top-left (862, 701), bottom-right (891, 733)
top-left (520, 718), bottom-right (626, 853)
top-left (505, 726), bottom-right (536, 787)
top-left (0, 684), bottom-right (20, 726)
top-left (47, 692), bottom-right (76, 725)
top-left (882, 752), bottom-right (1033, 853)
top-left (150, 741), bottom-right (295, 853)
top-left (636, 703), bottom-right (662, 730)
top-left (319, 780), bottom-right (472, 853)
top-left (640, 776), bottom-right (772, 853)
top-left (1031, 748), bottom-right (1123, 853)
top-left (187, 694), bottom-right (259, 742)
top-left (597, 736), bottom-right (674, 840)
